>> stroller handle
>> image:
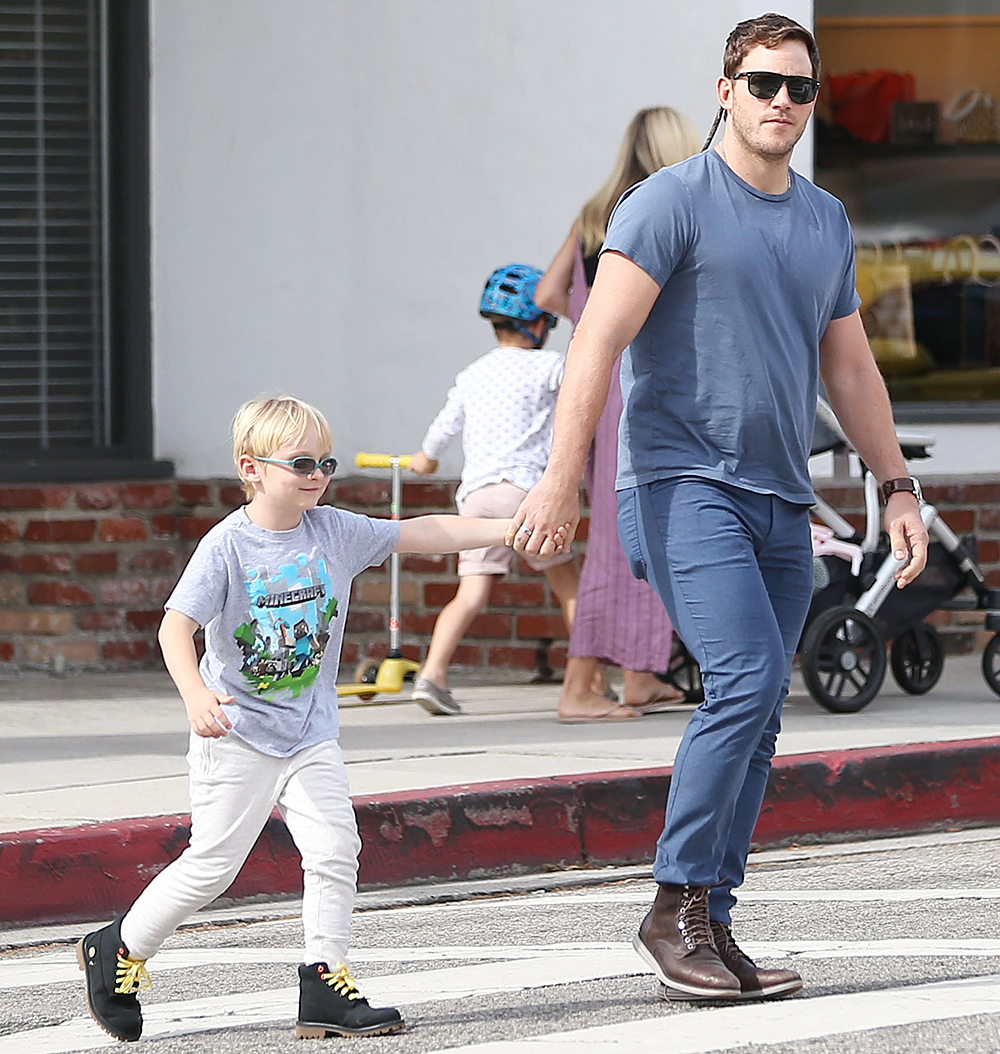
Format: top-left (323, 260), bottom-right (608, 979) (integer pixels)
top-left (355, 452), bottom-right (413, 469)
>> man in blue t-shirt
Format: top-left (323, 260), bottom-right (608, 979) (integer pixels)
top-left (509, 14), bottom-right (927, 1003)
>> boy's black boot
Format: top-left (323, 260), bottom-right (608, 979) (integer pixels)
top-left (296, 962), bottom-right (405, 1038)
top-left (76, 917), bottom-right (150, 1041)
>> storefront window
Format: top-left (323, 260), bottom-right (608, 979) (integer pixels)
top-left (814, 1), bottom-right (1000, 405)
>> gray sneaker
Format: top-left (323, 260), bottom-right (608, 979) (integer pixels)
top-left (411, 678), bottom-right (462, 716)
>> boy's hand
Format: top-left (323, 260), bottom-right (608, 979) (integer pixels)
top-left (408, 451), bottom-right (438, 475)
top-left (552, 521), bottom-right (573, 553)
top-left (183, 687), bottom-right (235, 738)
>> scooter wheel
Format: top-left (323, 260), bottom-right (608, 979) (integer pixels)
top-left (983, 634), bottom-right (1000, 699)
top-left (801, 605), bottom-right (886, 713)
top-left (890, 622), bottom-right (944, 695)
top-left (354, 661), bottom-right (380, 701)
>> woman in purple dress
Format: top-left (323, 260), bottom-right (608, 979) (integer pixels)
top-left (535, 107), bottom-right (701, 722)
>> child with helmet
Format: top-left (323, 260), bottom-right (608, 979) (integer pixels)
top-left (407, 263), bottom-right (591, 716)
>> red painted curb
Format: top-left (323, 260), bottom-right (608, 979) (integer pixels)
top-left (2, 737), bottom-right (999, 928)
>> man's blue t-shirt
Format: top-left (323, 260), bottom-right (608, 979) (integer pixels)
top-left (603, 148), bottom-right (860, 505)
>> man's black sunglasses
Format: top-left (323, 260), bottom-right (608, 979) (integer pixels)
top-left (732, 71), bottom-right (820, 105)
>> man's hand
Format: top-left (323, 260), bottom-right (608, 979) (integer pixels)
top-left (885, 493), bottom-right (928, 588)
top-left (505, 474), bottom-right (580, 558)
top-left (183, 687), bottom-right (235, 738)
top-left (408, 451), bottom-right (438, 476)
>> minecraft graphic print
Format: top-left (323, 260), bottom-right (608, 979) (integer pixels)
top-left (234, 553), bottom-right (339, 697)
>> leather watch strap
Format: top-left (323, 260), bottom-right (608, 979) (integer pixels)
top-left (879, 476), bottom-right (922, 504)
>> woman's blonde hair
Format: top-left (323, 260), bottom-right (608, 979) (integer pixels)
top-left (232, 396), bottom-right (333, 499)
top-left (577, 107), bottom-right (701, 257)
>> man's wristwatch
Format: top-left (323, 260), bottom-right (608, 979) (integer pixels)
top-left (878, 476), bottom-right (922, 505)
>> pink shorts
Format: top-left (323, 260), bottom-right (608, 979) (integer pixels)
top-left (458, 481), bottom-right (575, 576)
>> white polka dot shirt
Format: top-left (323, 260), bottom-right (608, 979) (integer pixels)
top-left (420, 346), bottom-right (565, 505)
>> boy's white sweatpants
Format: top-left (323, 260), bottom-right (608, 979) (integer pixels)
top-left (120, 732), bottom-right (360, 967)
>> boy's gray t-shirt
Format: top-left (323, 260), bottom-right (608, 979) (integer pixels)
top-left (165, 506), bottom-right (399, 757)
top-left (603, 149), bottom-right (861, 505)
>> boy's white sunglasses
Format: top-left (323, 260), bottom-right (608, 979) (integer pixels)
top-left (255, 456), bottom-right (338, 476)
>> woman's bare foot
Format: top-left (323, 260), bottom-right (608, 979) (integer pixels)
top-left (558, 690), bottom-right (642, 722)
top-left (559, 657), bottom-right (639, 721)
top-left (624, 670), bottom-right (687, 708)
top-left (590, 667), bottom-right (617, 701)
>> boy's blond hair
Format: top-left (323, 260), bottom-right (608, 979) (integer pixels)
top-left (232, 396), bottom-right (334, 500)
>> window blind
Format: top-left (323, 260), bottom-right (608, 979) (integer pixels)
top-left (0, 0), bottom-right (108, 453)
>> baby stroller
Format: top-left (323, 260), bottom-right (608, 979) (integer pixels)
top-left (801, 398), bottom-right (1000, 712)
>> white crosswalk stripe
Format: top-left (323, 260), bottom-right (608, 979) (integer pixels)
top-left (422, 975), bottom-right (1000, 1054)
top-left (5, 938), bottom-right (1000, 993)
top-left (2, 887), bottom-right (999, 1052)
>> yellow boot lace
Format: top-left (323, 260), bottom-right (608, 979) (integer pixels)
top-left (115, 951), bottom-right (152, 996)
top-left (321, 963), bottom-right (363, 1001)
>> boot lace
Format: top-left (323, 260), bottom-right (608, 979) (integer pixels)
top-left (114, 951), bottom-right (151, 995)
top-left (711, 922), bottom-right (753, 967)
top-left (322, 963), bottom-right (364, 1001)
top-left (676, 886), bottom-right (714, 950)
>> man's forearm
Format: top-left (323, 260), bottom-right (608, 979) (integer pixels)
top-left (824, 364), bottom-right (908, 483)
top-left (544, 250), bottom-right (662, 490)
top-left (545, 331), bottom-right (618, 488)
top-left (509, 250), bottom-right (661, 552)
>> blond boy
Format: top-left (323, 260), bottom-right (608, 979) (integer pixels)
top-left (77, 396), bottom-right (534, 1042)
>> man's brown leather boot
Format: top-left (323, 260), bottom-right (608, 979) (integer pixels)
top-left (710, 921), bottom-right (803, 1000)
top-left (632, 884), bottom-right (740, 1001)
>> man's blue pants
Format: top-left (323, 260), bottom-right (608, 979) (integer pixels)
top-left (617, 477), bottom-right (813, 923)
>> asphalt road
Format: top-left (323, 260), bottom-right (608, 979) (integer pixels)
top-left (3, 827), bottom-right (1000, 1053)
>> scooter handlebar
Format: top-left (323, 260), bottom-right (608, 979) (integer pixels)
top-left (355, 452), bottom-right (413, 469)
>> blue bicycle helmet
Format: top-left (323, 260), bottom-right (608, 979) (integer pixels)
top-left (479, 263), bottom-right (557, 345)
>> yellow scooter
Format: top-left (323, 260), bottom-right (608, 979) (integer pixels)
top-left (336, 453), bottom-right (422, 701)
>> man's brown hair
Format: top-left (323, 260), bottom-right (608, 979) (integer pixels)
top-left (723, 12), bottom-right (821, 79)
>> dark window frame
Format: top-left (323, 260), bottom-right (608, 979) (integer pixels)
top-left (0, 0), bottom-right (170, 483)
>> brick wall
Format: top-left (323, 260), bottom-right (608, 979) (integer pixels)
top-left (0, 477), bottom-right (580, 674)
top-left (1, 476), bottom-right (998, 673)
top-left (0, 481), bottom-right (242, 669)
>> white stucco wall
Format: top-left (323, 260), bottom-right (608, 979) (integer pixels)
top-left (150, 0), bottom-right (814, 480)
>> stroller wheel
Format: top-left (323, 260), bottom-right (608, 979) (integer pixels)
top-left (890, 623), bottom-right (944, 695)
top-left (801, 605), bottom-right (886, 713)
top-left (983, 634), bottom-right (1000, 699)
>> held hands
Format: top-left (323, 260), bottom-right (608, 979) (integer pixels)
top-left (183, 686), bottom-right (235, 738)
top-left (885, 493), bottom-right (929, 588)
top-left (505, 475), bottom-right (580, 558)
top-left (408, 451), bottom-right (438, 476)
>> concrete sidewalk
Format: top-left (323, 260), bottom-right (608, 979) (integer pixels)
top-left (2, 655), bottom-right (999, 928)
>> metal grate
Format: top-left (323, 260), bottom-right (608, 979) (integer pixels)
top-left (0, 0), bottom-right (109, 452)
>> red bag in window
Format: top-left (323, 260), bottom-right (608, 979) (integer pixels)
top-left (827, 70), bottom-right (916, 143)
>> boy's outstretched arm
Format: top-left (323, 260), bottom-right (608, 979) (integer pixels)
top-left (158, 609), bottom-right (235, 738)
top-left (396, 515), bottom-right (569, 556)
